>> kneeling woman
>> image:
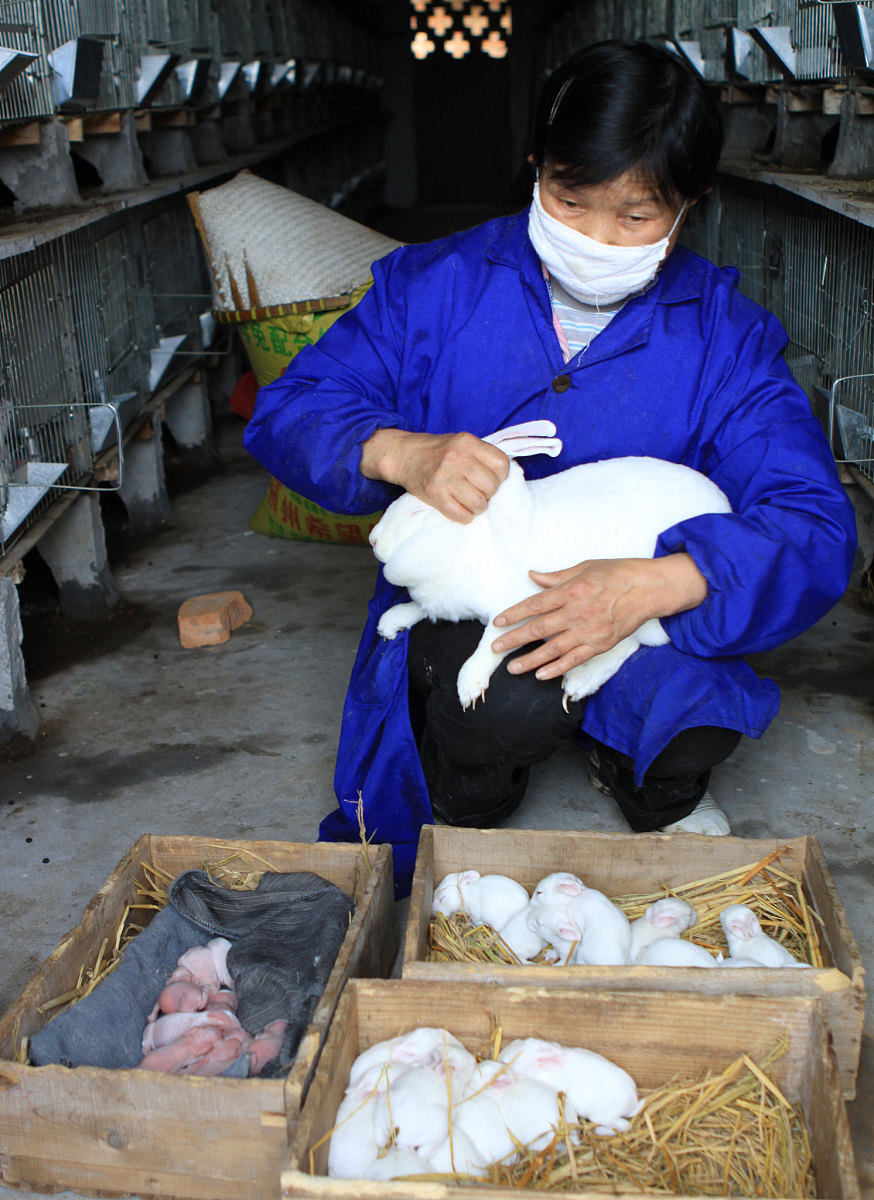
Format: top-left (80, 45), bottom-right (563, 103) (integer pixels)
top-left (244, 39), bottom-right (857, 895)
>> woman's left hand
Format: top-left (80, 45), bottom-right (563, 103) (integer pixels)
top-left (490, 554), bottom-right (708, 681)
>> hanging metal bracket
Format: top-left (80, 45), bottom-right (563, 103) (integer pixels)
top-left (829, 373), bottom-right (874, 467)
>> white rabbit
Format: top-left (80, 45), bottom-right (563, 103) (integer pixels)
top-left (431, 870), bottom-right (530, 930)
top-left (531, 871), bottom-right (586, 905)
top-left (568, 891), bottom-right (632, 966)
top-left (428, 1129), bottom-right (488, 1177)
top-left (498, 1037), bottom-right (639, 1135)
top-left (494, 904), bottom-right (550, 963)
top-left (452, 1061), bottom-right (563, 1165)
top-left (348, 1027), bottom-right (471, 1096)
top-left (489, 1072), bottom-right (574, 1151)
top-left (716, 955), bottom-right (767, 968)
top-left (636, 938), bottom-right (717, 967)
top-left (719, 904), bottom-right (810, 968)
top-left (530, 872), bottom-right (631, 965)
top-left (369, 419), bottom-right (732, 708)
top-left (371, 1064), bottom-right (451, 1160)
top-left (524, 902), bottom-right (582, 963)
top-left (363, 1146), bottom-right (434, 1181)
top-left (628, 898), bottom-right (698, 964)
top-left (327, 1090), bottom-right (381, 1178)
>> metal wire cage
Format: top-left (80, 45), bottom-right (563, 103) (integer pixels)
top-left (682, 175), bottom-right (874, 482)
top-left (0, 0), bottom-right (54, 122)
top-left (141, 194), bottom-right (212, 350)
top-left (0, 249), bottom-right (102, 554)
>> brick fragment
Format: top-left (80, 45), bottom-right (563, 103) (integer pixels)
top-left (178, 590), bottom-right (253, 648)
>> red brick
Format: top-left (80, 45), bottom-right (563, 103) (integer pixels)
top-left (178, 590), bottom-right (253, 648)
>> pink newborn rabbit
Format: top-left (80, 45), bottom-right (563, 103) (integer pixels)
top-left (719, 904), bottom-right (809, 967)
top-left (628, 898), bottom-right (698, 964)
top-left (248, 1019), bottom-right (288, 1075)
top-left (432, 870), bottom-right (529, 931)
top-left (139, 1022), bottom-right (225, 1074)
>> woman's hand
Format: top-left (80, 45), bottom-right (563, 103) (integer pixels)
top-left (490, 554), bottom-right (708, 680)
top-left (360, 428), bottom-right (510, 522)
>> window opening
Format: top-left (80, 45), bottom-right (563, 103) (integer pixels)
top-left (410, 1), bottom-right (511, 59)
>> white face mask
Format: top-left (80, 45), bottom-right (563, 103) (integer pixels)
top-left (528, 181), bottom-right (687, 307)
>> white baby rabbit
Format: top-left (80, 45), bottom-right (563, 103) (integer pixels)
top-left (453, 1061), bottom-right (565, 1164)
top-left (327, 1089), bottom-right (381, 1179)
top-left (498, 1037), bottom-right (639, 1135)
top-left (524, 902), bottom-right (582, 963)
top-left (719, 904), bottom-right (810, 967)
top-left (432, 870), bottom-right (530, 930)
top-left (363, 1146), bottom-right (433, 1181)
top-left (489, 1071), bottom-right (574, 1152)
top-left (371, 1064), bottom-right (451, 1160)
top-left (531, 873), bottom-right (630, 965)
top-left (347, 1026), bottom-right (472, 1103)
top-left (493, 904), bottom-right (551, 963)
top-left (370, 419), bottom-right (731, 708)
top-left (636, 938), bottom-right (717, 968)
top-left (428, 1129), bottom-right (488, 1177)
top-left (628, 898), bottom-right (698, 964)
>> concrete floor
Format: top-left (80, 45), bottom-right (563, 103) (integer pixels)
top-left (1, 415), bottom-right (873, 1197)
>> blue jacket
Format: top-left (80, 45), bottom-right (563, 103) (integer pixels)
top-left (245, 211), bottom-right (857, 895)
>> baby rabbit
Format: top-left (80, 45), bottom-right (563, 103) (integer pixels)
top-left (532, 872), bottom-right (631, 965)
top-left (628, 898), bottom-right (698, 964)
top-left (432, 870), bottom-right (530, 931)
top-left (499, 1037), bottom-right (639, 1135)
top-left (636, 938), bottom-right (717, 968)
top-left (493, 903), bottom-right (552, 963)
top-left (719, 904), bottom-right (810, 967)
top-left (370, 419), bottom-right (731, 708)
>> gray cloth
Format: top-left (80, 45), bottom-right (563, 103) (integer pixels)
top-left (30, 904), bottom-right (207, 1069)
top-left (29, 870), bottom-right (355, 1077)
top-left (169, 870), bottom-right (355, 1073)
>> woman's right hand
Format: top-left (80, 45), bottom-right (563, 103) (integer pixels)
top-left (360, 428), bottom-right (510, 523)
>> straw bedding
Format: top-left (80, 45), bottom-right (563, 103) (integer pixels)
top-left (427, 848), bottom-right (825, 968)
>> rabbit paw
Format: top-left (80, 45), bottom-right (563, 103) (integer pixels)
top-left (377, 602), bottom-right (425, 640)
top-left (456, 657), bottom-right (494, 710)
top-left (563, 642), bottom-right (640, 702)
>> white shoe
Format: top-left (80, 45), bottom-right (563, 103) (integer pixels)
top-left (659, 792), bottom-right (731, 835)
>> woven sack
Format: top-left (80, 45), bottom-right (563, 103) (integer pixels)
top-left (189, 172), bottom-right (400, 545)
top-left (188, 169), bottom-right (400, 309)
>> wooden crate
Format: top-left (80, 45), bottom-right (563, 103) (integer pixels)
top-left (402, 827), bottom-right (866, 1098)
top-left (282, 978), bottom-right (859, 1200)
top-left (0, 834), bottom-right (397, 1200)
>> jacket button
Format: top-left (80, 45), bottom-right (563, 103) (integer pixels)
top-left (552, 374), bottom-right (572, 393)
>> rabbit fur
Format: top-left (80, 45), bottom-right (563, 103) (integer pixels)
top-left (369, 420), bottom-right (731, 709)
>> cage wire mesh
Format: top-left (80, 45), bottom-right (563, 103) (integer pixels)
top-left (0, 0), bottom-right (54, 121)
top-left (682, 176), bottom-right (874, 481)
top-left (0, 249), bottom-right (95, 554)
top-left (141, 195), bottom-right (211, 349)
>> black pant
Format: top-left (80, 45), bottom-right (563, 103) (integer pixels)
top-left (408, 619), bottom-right (741, 830)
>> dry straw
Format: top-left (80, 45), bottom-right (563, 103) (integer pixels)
top-left (316, 1028), bottom-right (815, 1196)
top-left (486, 1039), bottom-right (815, 1196)
top-left (427, 848), bottom-right (825, 967)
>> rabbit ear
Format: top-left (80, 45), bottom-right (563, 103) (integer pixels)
top-left (483, 420), bottom-right (563, 460)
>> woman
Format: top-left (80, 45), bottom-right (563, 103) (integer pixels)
top-left (245, 40), bottom-right (857, 895)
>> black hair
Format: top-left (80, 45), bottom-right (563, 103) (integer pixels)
top-left (530, 40), bottom-right (724, 205)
